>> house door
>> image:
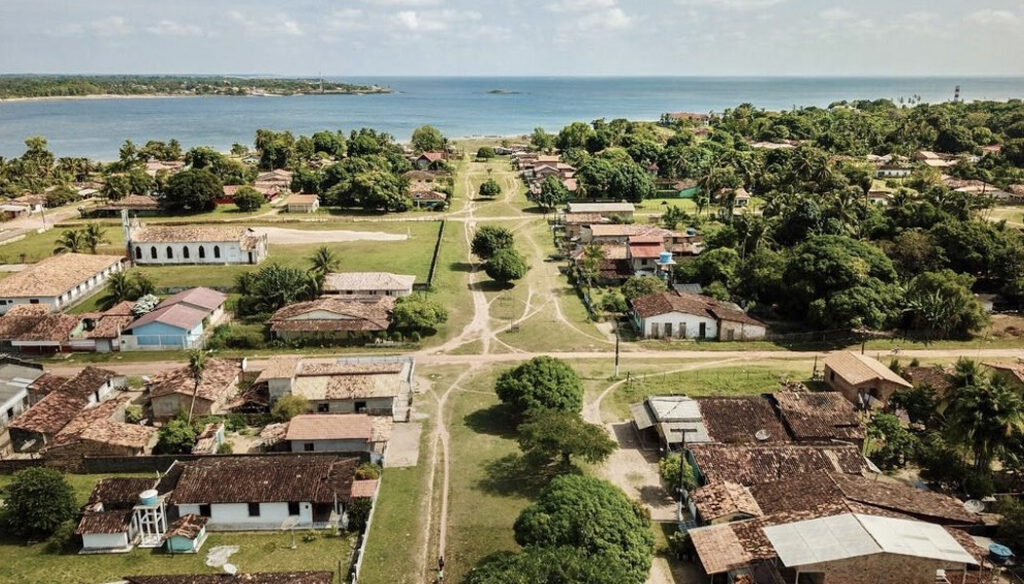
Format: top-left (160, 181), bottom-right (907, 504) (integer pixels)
top-left (679, 323), bottom-right (686, 338)
top-left (664, 323), bottom-right (672, 338)
top-left (698, 322), bottom-right (707, 339)
top-left (726, 329), bottom-right (735, 341)
top-left (651, 323), bottom-right (660, 338)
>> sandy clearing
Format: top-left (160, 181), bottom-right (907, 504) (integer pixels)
top-left (254, 226), bottom-right (408, 245)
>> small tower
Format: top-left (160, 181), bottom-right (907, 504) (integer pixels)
top-left (656, 251), bottom-right (676, 281)
top-left (132, 489), bottom-right (167, 548)
top-left (954, 85), bottom-right (961, 103)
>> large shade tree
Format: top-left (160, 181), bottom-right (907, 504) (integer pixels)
top-left (495, 357), bottom-right (583, 414)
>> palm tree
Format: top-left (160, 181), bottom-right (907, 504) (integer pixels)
top-left (80, 224), bottom-right (109, 254)
top-left (944, 377), bottom-right (1024, 473)
top-left (308, 245), bottom-right (340, 276)
top-left (98, 272), bottom-right (133, 310)
top-left (53, 229), bottom-right (84, 254)
top-left (186, 349), bottom-right (208, 423)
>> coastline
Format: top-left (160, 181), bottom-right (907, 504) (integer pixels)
top-left (0, 90), bottom-right (389, 103)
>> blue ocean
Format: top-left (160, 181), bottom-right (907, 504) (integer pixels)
top-left (1, 76), bottom-right (1023, 160)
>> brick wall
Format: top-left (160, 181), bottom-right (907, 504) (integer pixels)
top-left (798, 552), bottom-right (971, 584)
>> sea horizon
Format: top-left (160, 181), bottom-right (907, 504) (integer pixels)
top-left (2, 75), bottom-right (1022, 160)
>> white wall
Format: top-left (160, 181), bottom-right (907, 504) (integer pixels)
top-left (133, 241), bottom-right (265, 266)
top-left (178, 501), bottom-right (315, 531)
top-left (0, 390), bottom-right (27, 428)
top-left (0, 262), bottom-right (123, 315)
top-left (289, 438), bottom-right (369, 453)
top-left (82, 532), bottom-right (129, 550)
top-left (640, 312), bottom-right (718, 339)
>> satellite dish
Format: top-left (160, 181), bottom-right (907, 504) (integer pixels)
top-left (280, 516), bottom-right (300, 531)
top-left (964, 500), bottom-right (985, 513)
top-left (754, 429), bottom-right (770, 442)
top-left (223, 564), bottom-right (238, 575)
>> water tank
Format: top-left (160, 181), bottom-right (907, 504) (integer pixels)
top-left (658, 251), bottom-right (673, 264)
top-left (138, 489), bottom-right (159, 506)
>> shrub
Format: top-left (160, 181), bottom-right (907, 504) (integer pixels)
top-left (45, 520), bottom-right (78, 553)
top-left (355, 463), bottom-right (382, 480)
top-left (217, 442), bottom-right (234, 454)
top-left (476, 146), bottom-right (496, 159)
top-left (658, 453), bottom-right (697, 493)
top-left (3, 468), bottom-right (77, 539)
top-left (124, 404), bottom-right (144, 424)
top-left (272, 395), bottom-right (310, 422)
top-left (156, 419), bottom-right (201, 454)
top-left (409, 330), bottom-right (422, 343)
top-left (233, 186), bottom-right (266, 212)
top-left (347, 498), bottom-right (373, 532)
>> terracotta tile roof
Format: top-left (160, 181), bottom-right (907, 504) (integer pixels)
top-left (323, 272), bottom-right (415, 293)
top-left (287, 194), bottom-right (320, 206)
top-left (823, 352), bottom-right (912, 388)
top-left (163, 514), bottom-right (208, 540)
top-left (123, 573), bottom-right (334, 584)
top-left (628, 242), bottom-right (665, 259)
top-left (417, 151), bottom-right (445, 162)
top-left (902, 366), bottom-right (954, 394)
top-left (85, 302), bottom-right (136, 339)
top-left (571, 244), bottom-right (628, 261)
top-left (192, 422), bottom-right (224, 454)
top-left (131, 225), bottom-right (261, 248)
top-left (160, 287), bottom-right (227, 312)
top-left (632, 290), bottom-right (765, 327)
top-left (691, 481), bottom-right (763, 522)
top-left (286, 414), bottom-right (373, 441)
top-left (166, 455), bottom-right (359, 505)
top-left (88, 477), bottom-right (159, 507)
top-left (27, 372), bottom-right (69, 396)
top-left (748, 471), bottom-right (852, 518)
top-left (46, 397), bottom-right (148, 450)
top-left (8, 390), bottom-right (89, 435)
top-left (587, 224), bottom-right (670, 238)
top-left (76, 509), bottom-right (132, 534)
top-left (689, 521), bottom-right (755, 574)
top-left (0, 311), bottom-right (81, 342)
top-left (985, 362), bottom-right (1024, 386)
top-left (4, 304), bottom-right (51, 316)
top-left (410, 189), bottom-right (447, 201)
top-left (773, 391), bottom-right (864, 442)
top-left (61, 366), bottom-right (119, 399)
top-left (828, 473), bottom-right (980, 525)
top-left (269, 297), bottom-right (393, 333)
top-left (696, 397), bottom-right (790, 444)
top-left (689, 443), bottom-right (866, 486)
top-left (148, 358), bottom-right (241, 402)
top-left (0, 253), bottom-right (122, 298)
top-left (254, 355), bottom-right (302, 382)
top-left (351, 479), bottom-right (378, 499)
top-left (563, 212), bottom-right (604, 225)
top-left (567, 202), bottom-right (634, 214)
top-left (291, 371), bottom-right (403, 401)
top-left (371, 416), bottom-right (393, 443)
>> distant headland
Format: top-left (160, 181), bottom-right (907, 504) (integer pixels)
top-left (0, 75), bottom-right (390, 100)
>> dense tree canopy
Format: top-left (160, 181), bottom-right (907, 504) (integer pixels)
top-left (472, 225), bottom-right (516, 259)
top-left (517, 409), bottom-right (616, 467)
top-left (2, 468), bottom-right (77, 539)
top-left (392, 295), bottom-right (449, 332)
top-left (411, 125), bottom-right (445, 153)
top-left (485, 248), bottom-right (528, 286)
top-left (161, 168), bottom-right (221, 214)
top-left (495, 357), bottom-right (584, 414)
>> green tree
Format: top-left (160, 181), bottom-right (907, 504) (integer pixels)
top-left (272, 394), bottom-right (310, 421)
top-left (2, 468), bottom-right (77, 539)
top-left (232, 186), bottom-right (265, 212)
top-left (485, 248), bottom-right (528, 286)
top-left (530, 128), bottom-right (556, 153)
top-left (658, 453), bottom-right (697, 493)
top-left (468, 546), bottom-right (631, 584)
top-left (517, 409), bottom-right (616, 467)
top-left (155, 419), bottom-right (200, 454)
top-left (495, 357), bottom-right (583, 414)
top-left (866, 413), bottom-right (919, 469)
top-left (80, 224), bottom-right (109, 254)
top-left (904, 270), bottom-right (989, 339)
top-left (944, 377), bottom-right (1024, 473)
top-left (621, 275), bottom-right (667, 301)
top-left (535, 175), bottom-right (570, 210)
top-left (236, 264), bottom-right (317, 316)
top-left (53, 229), bottom-right (85, 254)
top-left (411, 125), bottom-right (445, 153)
top-left (514, 475), bottom-right (654, 584)
top-left (471, 225), bottom-right (515, 259)
top-left (98, 270), bottom-right (153, 310)
top-left (610, 161), bottom-right (656, 203)
top-left (579, 244), bottom-right (606, 289)
top-left (161, 168), bottom-right (222, 214)
top-left (392, 295), bottom-right (449, 332)
top-left (479, 178), bottom-right (502, 199)
top-left (476, 146), bottom-right (496, 159)
top-left (307, 245), bottom-right (340, 278)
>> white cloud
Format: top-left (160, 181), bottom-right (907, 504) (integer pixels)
top-left (575, 7), bottom-right (635, 31)
top-left (392, 9), bottom-right (481, 32)
top-left (362, 0), bottom-right (442, 5)
top-left (675, 0), bottom-right (785, 9)
top-left (327, 9), bottom-right (370, 31)
top-left (965, 8), bottom-right (1021, 26)
top-left (228, 10), bottom-right (303, 36)
top-left (820, 8), bottom-right (854, 21)
top-left (53, 15), bottom-right (134, 37)
top-left (144, 19), bottom-right (203, 37)
top-left (548, 0), bottom-right (617, 12)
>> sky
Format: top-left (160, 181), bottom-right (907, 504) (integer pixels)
top-left (1, 0), bottom-right (1023, 77)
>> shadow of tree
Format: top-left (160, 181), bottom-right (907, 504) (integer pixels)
top-left (469, 279), bottom-right (509, 293)
top-left (448, 261), bottom-right (475, 273)
top-left (463, 403), bottom-right (518, 439)
top-left (477, 452), bottom-right (577, 498)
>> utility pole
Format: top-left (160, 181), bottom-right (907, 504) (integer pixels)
top-left (614, 322), bottom-right (620, 377)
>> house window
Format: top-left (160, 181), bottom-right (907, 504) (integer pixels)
top-left (166, 246), bottom-right (174, 259)
top-left (135, 246), bottom-right (142, 259)
top-left (247, 502), bottom-right (261, 517)
top-left (288, 502), bottom-right (301, 516)
top-left (304, 442), bottom-right (315, 452)
top-left (317, 403), bottom-right (329, 413)
top-left (355, 401), bottom-right (367, 413)
top-left (829, 370), bottom-right (835, 382)
top-left (151, 247), bottom-right (158, 259)
top-left (29, 299), bottom-right (39, 304)
top-left (5, 407), bottom-right (13, 421)
top-left (183, 246), bottom-right (190, 259)
top-left (214, 246), bottom-right (221, 259)
top-left (199, 504), bottom-right (211, 517)
top-left (198, 246), bottom-right (206, 259)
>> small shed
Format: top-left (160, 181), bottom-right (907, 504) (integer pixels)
top-left (163, 514), bottom-right (209, 554)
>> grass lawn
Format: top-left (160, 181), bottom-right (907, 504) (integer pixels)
top-left (0, 228), bottom-right (125, 264)
top-left (0, 531), bottom-right (354, 584)
top-left (634, 198), bottom-right (696, 215)
top-left (0, 471), bottom-right (355, 584)
top-left (137, 221), bottom-right (442, 290)
top-left (461, 159), bottom-right (531, 219)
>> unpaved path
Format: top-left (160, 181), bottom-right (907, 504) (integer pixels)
top-left (254, 226), bottom-right (408, 244)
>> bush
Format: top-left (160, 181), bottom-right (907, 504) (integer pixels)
top-left (472, 225), bottom-right (515, 259)
top-left (658, 453), bottom-right (697, 493)
top-left (232, 186), bottom-right (266, 212)
top-left (476, 146), bottom-right (496, 159)
top-left (479, 178), bottom-right (502, 199)
top-left (390, 331), bottom-right (404, 342)
top-left (667, 531), bottom-right (692, 560)
top-left (272, 394), bottom-right (310, 422)
top-left (485, 248), bottom-right (528, 286)
top-left (225, 414), bottom-right (248, 432)
top-left (3, 467), bottom-right (77, 539)
top-left (356, 463), bottom-right (382, 480)
top-left (347, 498), bottom-right (373, 532)
top-left (124, 404), bottom-right (144, 424)
top-left (409, 330), bottom-right (422, 343)
top-left (495, 357), bottom-right (583, 414)
top-left (45, 520), bottom-right (78, 553)
top-left (156, 419), bottom-right (201, 454)
top-left (217, 442), bottom-right (234, 454)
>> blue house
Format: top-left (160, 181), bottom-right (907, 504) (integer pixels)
top-left (163, 514), bottom-right (208, 554)
top-left (122, 288), bottom-right (226, 351)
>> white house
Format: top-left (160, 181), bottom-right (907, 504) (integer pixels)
top-left (0, 254), bottom-right (124, 315)
top-left (0, 356), bottom-right (44, 430)
top-left (322, 272), bottom-right (416, 298)
top-left (163, 455), bottom-right (361, 531)
top-left (631, 290), bottom-right (766, 341)
top-left (77, 477), bottom-right (163, 553)
top-left (127, 224), bottom-right (268, 266)
top-left (286, 414), bottom-right (391, 464)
